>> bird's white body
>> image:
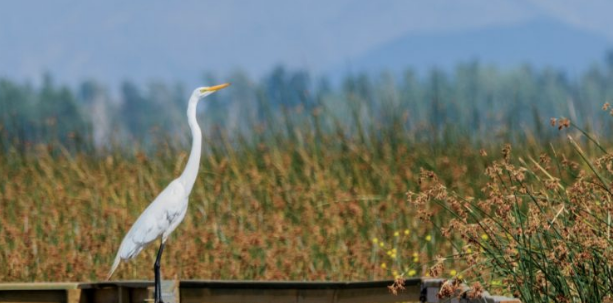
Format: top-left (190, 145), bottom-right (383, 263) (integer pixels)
top-left (108, 84), bottom-right (228, 280)
top-left (108, 180), bottom-right (188, 276)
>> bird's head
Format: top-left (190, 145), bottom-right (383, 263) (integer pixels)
top-left (193, 83), bottom-right (230, 99)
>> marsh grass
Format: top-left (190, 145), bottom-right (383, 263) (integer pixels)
top-left (409, 116), bottom-right (613, 302)
top-left (0, 111), bottom-right (500, 283)
top-left (0, 98), bottom-right (604, 292)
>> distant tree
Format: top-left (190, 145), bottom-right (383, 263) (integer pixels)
top-left (4, 51), bottom-right (613, 152)
top-left (79, 80), bottom-right (113, 150)
top-left (120, 81), bottom-right (151, 141)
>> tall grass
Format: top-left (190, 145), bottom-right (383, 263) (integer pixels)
top-left (0, 97), bottom-right (527, 283)
top-left (410, 114), bottom-right (613, 302)
top-left (1, 95), bottom-right (608, 298)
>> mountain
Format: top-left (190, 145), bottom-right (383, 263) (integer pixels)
top-left (334, 18), bottom-right (613, 77)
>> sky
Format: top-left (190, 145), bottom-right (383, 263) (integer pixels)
top-left (0, 0), bottom-right (612, 88)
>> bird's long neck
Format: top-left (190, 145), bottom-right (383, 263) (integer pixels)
top-left (179, 97), bottom-right (202, 194)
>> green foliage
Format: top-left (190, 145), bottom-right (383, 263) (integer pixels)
top-left (2, 56), bottom-right (613, 152)
top-left (0, 74), bottom-right (88, 152)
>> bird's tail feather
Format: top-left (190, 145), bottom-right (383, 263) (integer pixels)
top-left (107, 254), bottom-right (121, 280)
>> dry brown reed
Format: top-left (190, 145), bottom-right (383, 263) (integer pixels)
top-left (0, 129), bottom-right (491, 282)
top-left (409, 115), bottom-right (613, 302)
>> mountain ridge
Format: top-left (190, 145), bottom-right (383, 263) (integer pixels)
top-left (333, 18), bottom-right (613, 78)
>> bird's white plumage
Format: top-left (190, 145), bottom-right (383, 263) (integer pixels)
top-left (108, 180), bottom-right (187, 278)
top-left (107, 84), bottom-right (229, 280)
top-left (126, 181), bottom-right (185, 253)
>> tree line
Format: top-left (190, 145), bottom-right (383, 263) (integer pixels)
top-left (2, 53), bottom-right (613, 153)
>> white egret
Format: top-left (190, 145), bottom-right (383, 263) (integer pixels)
top-left (107, 83), bottom-right (230, 303)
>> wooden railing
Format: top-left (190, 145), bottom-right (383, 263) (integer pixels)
top-left (0, 278), bottom-right (520, 303)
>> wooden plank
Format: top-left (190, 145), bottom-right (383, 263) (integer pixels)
top-left (296, 289), bottom-right (335, 303)
top-left (161, 280), bottom-right (178, 303)
top-left (0, 290), bottom-right (66, 303)
top-left (80, 282), bottom-right (152, 303)
top-left (90, 288), bottom-right (120, 303)
top-left (336, 284), bottom-right (420, 303)
top-left (127, 286), bottom-right (150, 303)
top-left (180, 280), bottom-right (421, 303)
top-left (180, 285), bottom-right (421, 303)
top-left (66, 289), bottom-right (82, 303)
top-left (0, 279), bottom-right (519, 303)
top-left (182, 288), bottom-right (298, 303)
top-left (0, 284), bottom-right (80, 291)
top-left (180, 279), bottom-right (422, 290)
top-left (117, 286), bottom-right (130, 303)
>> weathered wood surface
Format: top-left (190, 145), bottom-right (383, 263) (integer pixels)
top-left (180, 280), bottom-right (421, 303)
top-left (0, 279), bottom-right (519, 303)
top-left (0, 281), bottom-right (158, 303)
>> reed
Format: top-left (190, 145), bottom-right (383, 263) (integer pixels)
top-left (0, 100), bottom-right (606, 300)
top-left (409, 112), bottom-right (613, 302)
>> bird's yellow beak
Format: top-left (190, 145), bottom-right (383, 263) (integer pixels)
top-left (200, 83), bottom-right (230, 93)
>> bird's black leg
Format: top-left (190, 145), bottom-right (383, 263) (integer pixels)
top-left (154, 241), bottom-right (166, 303)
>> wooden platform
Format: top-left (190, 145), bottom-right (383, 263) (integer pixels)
top-left (0, 279), bottom-right (520, 303)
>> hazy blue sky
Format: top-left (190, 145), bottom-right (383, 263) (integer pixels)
top-left (1, 0), bottom-right (612, 88)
